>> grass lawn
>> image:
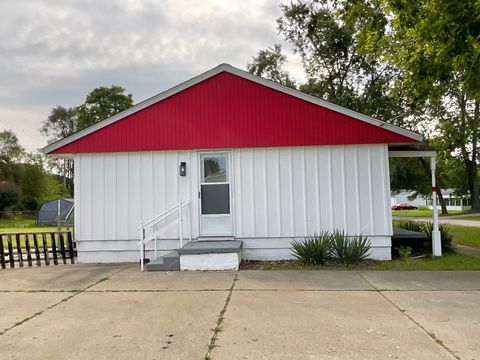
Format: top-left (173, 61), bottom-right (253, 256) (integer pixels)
top-left (445, 224), bottom-right (480, 248)
top-left (392, 209), bottom-right (465, 217)
top-left (1, 227), bottom-right (70, 249)
top-left (368, 253), bottom-right (480, 270)
top-left (0, 217), bottom-right (37, 229)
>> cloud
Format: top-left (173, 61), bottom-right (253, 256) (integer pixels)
top-left (0, 0), bottom-right (305, 151)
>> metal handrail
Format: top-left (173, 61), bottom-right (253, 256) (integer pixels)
top-left (139, 200), bottom-right (191, 271)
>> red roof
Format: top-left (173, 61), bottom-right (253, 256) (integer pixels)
top-left (43, 64), bottom-right (420, 155)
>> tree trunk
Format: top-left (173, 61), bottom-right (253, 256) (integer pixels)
top-left (469, 100), bottom-right (480, 210)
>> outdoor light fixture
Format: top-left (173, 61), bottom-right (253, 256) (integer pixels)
top-left (179, 162), bottom-right (187, 176)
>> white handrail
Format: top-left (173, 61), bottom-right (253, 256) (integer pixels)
top-left (139, 200), bottom-right (191, 271)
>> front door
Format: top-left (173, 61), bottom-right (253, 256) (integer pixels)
top-left (199, 152), bottom-right (232, 236)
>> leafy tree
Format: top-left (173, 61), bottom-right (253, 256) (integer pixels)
top-left (248, 44), bottom-right (296, 88)
top-left (0, 181), bottom-right (20, 213)
top-left (76, 85), bottom-right (134, 129)
top-left (41, 106), bottom-right (79, 144)
top-left (275, 0), bottom-right (405, 121)
top-left (383, 0), bottom-right (480, 209)
top-left (0, 130), bottom-right (25, 181)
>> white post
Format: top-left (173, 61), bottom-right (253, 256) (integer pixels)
top-left (154, 236), bottom-right (157, 260)
top-left (188, 203), bottom-right (192, 243)
top-left (179, 201), bottom-right (183, 248)
top-left (140, 221), bottom-right (144, 272)
top-left (430, 156), bottom-right (442, 257)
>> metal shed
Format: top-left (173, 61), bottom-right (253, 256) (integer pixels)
top-left (37, 198), bottom-right (74, 226)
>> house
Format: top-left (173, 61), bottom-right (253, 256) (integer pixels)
top-left (42, 64), bottom-right (442, 270)
top-left (391, 189), bottom-right (472, 211)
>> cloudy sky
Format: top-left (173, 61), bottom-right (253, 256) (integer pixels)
top-left (0, 0), bottom-right (305, 151)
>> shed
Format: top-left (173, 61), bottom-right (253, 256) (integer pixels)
top-left (41, 64), bottom-right (441, 269)
top-left (37, 198), bottom-right (74, 226)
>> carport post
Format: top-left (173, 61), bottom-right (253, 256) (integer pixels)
top-left (430, 156), bottom-right (442, 257)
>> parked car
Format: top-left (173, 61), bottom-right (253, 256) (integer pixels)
top-left (392, 203), bottom-right (418, 211)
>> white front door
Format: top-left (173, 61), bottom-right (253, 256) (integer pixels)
top-left (199, 152), bottom-right (233, 236)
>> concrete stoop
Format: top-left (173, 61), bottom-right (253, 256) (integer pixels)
top-left (179, 241), bottom-right (243, 271)
top-left (145, 251), bottom-right (180, 271)
top-left (146, 241), bottom-right (243, 271)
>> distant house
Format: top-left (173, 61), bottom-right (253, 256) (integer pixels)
top-left (391, 189), bottom-right (471, 211)
top-left (42, 64), bottom-right (440, 269)
top-left (37, 198), bottom-right (74, 226)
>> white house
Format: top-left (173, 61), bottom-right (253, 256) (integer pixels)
top-left (391, 189), bottom-right (472, 211)
top-left (42, 64), bottom-right (441, 270)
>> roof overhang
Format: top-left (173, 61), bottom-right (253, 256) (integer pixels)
top-left (41, 64), bottom-right (423, 155)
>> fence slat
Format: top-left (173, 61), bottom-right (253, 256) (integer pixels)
top-left (15, 234), bottom-right (23, 268)
top-left (50, 232), bottom-right (58, 265)
top-left (42, 234), bottom-right (50, 266)
top-left (0, 231), bottom-right (74, 269)
top-left (33, 233), bottom-right (41, 266)
top-left (7, 235), bottom-right (14, 268)
top-left (59, 233), bottom-right (67, 264)
top-left (25, 234), bottom-right (33, 267)
top-left (0, 234), bottom-right (6, 269)
top-left (67, 232), bottom-right (75, 264)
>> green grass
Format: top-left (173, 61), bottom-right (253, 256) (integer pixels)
top-left (368, 253), bottom-right (480, 270)
top-left (1, 227), bottom-right (70, 249)
top-left (0, 217), bottom-right (37, 229)
top-left (445, 224), bottom-right (480, 248)
top-left (242, 253), bottom-right (480, 271)
top-left (392, 209), bottom-right (465, 217)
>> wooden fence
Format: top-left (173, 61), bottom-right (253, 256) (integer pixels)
top-left (0, 231), bottom-right (75, 269)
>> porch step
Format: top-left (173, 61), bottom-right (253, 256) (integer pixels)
top-left (179, 241), bottom-right (242, 271)
top-left (146, 251), bottom-right (180, 271)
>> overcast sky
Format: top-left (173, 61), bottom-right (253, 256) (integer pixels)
top-left (0, 0), bottom-right (305, 151)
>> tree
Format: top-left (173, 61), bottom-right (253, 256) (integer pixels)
top-left (0, 181), bottom-right (20, 213)
top-left (0, 130), bottom-right (25, 182)
top-left (247, 44), bottom-right (296, 88)
top-left (41, 106), bottom-right (78, 144)
top-left (382, 0), bottom-right (480, 209)
top-left (250, 1), bottom-right (407, 123)
top-left (77, 86), bottom-right (134, 129)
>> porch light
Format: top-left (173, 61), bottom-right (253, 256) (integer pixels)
top-left (179, 162), bottom-right (187, 176)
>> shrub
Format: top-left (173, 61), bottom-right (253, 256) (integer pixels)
top-left (398, 246), bottom-right (412, 260)
top-left (330, 230), bottom-right (371, 265)
top-left (291, 231), bottom-right (332, 265)
top-left (422, 222), bottom-right (454, 253)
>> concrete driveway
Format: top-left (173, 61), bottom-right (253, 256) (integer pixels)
top-left (0, 265), bottom-right (479, 359)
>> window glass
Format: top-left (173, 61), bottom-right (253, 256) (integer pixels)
top-left (202, 155), bottom-right (227, 183)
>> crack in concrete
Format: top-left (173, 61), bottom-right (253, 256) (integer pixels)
top-left (357, 271), bottom-right (462, 360)
top-left (204, 273), bottom-right (238, 360)
top-left (0, 265), bottom-right (130, 336)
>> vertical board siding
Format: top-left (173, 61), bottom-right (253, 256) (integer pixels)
top-left (231, 144), bottom-right (391, 238)
top-left (75, 144), bottom-right (391, 255)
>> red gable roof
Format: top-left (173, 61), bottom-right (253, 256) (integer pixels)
top-left (44, 65), bottom-right (420, 155)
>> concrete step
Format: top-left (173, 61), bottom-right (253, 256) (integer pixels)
top-left (146, 251), bottom-right (180, 271)
top-left (178, 241), bottom-right (242, 271)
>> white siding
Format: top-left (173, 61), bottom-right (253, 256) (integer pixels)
top-left (74, 144), bottom-right (392, 262)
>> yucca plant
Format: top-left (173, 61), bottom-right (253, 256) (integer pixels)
top-left (291, 231), bottom-right (332, 265)
top-left (330, 230), bottom-right (371, 265)
top-left (394, 220), bottom-right (453, 253)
